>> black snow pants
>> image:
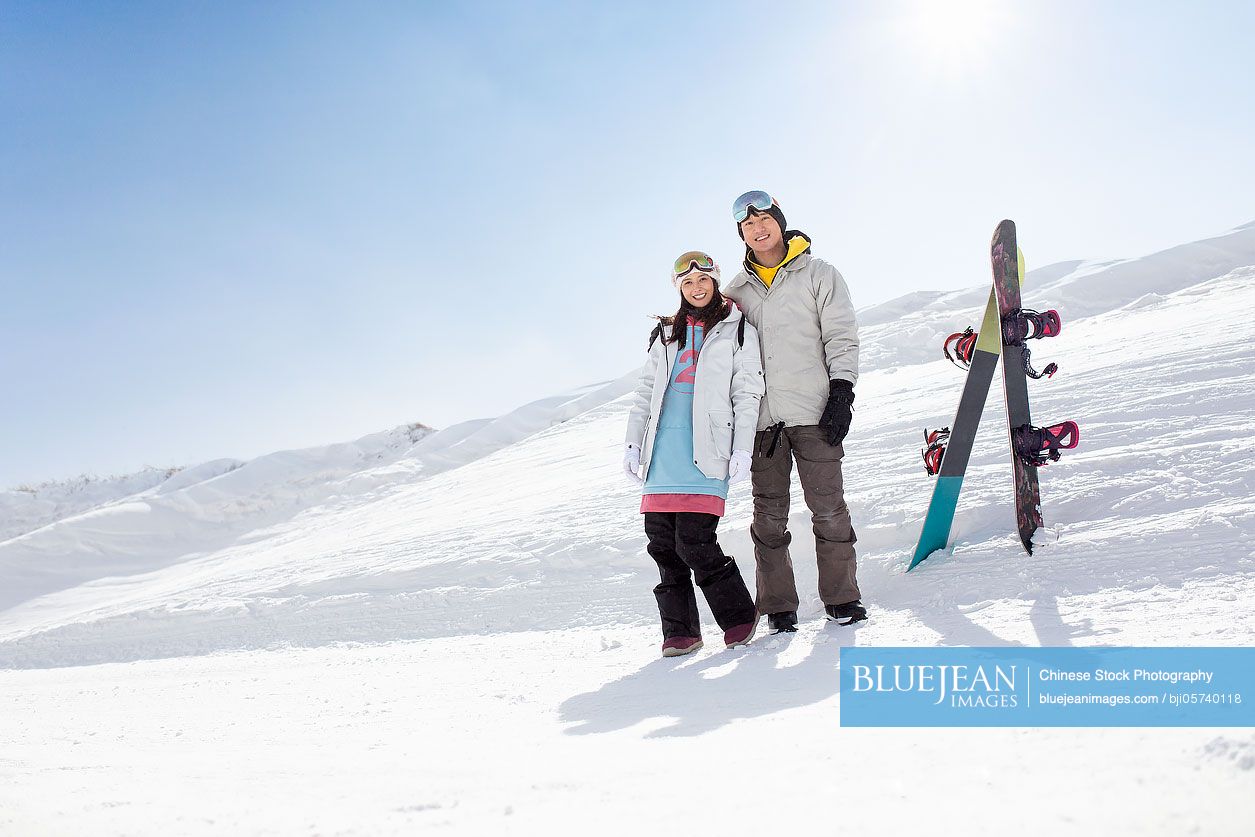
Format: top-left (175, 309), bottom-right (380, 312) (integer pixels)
top-left (644, 512), bottom-right (757, 639)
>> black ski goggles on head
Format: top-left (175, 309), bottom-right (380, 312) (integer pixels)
top-left (732, 190), bottom-right (778, 222)
top-left (672, 250), bottom-right (718, 281)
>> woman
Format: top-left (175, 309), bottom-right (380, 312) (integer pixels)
top-left (623, 250), bottom-right (765, 656)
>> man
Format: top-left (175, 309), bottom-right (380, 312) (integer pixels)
top-left (721, 190), bottom-right (866, 631)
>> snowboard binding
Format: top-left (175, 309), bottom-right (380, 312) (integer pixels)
top-left (1002, 308), bottom-right (1062, 380)
top-left (1001, 307), bottom-right (1061, 343)
top-left (1012, 421), bottom-right (1080, 467)
top-left (943, 327), bottom-right (978, 370)
top-left (921, 427), bottom-right (951, 476)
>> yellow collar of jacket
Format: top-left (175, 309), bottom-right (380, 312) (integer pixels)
top-left (749, 234), bottom-right (810, 288)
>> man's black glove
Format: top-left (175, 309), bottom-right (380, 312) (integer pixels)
top-left (818, 379), bottom-right (855, 447)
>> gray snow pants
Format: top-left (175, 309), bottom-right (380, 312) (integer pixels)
top-left (750, 424), bottom-right (860, 614)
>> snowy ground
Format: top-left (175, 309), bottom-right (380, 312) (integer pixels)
top-left (4, 629), bottom-right (1253, 836)
top-left (3, 224), bottom-right (1255, 834)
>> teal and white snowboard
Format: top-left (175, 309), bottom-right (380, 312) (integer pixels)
top-left (909, 241), bottom-right (1025, 570)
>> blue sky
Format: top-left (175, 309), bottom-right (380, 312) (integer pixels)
top-left (3, 0), bottom-right (1254, 485)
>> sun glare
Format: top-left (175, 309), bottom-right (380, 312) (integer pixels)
top-left (903, 0), bottom-right (1011, 77)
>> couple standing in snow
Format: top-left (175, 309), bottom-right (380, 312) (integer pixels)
top-left (624, 191), bottom-right (865, 657)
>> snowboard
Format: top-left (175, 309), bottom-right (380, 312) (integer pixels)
top-left (907, 245), bottom-right (1025, 571)
top-left (990, 219), bottom-right (1043, 554)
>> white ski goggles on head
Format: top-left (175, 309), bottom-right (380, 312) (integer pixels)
top-left (671, 250), bottom-right (721, 286)
top-left (732, 190), bottom-right (778, 222)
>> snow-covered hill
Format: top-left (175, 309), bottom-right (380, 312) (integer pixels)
top-left (860, 219), bottom-right (1255, 369)
top-left (1, 466), bottom-right (196, 543)
top-left (0, 373), bottom-right (644, 619)
top-left (2, 223), bottom-right (1254, 835)
top-left (0, 424), bottom-right (448, 545)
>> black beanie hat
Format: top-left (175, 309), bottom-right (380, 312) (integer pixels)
top-left (737, 204), bottom-right (788, 241)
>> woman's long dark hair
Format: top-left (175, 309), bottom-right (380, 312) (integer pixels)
top-left (657, 285), bottom-right (730, 350)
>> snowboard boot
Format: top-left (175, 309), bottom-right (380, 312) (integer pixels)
top-left (766, 611), bottom-right (798, 633)
top-left (724, 619), bottom-right (757, 650)
top-left (825, 601), bottom-right (868, 626)
top-left (661, 636), bottom-right (703, 657)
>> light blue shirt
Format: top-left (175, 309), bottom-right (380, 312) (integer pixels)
top-left (642, 321), bottom-right (729, 499)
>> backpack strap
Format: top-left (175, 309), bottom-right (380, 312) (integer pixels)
top-left (647, 322), bottom-right (664, 350)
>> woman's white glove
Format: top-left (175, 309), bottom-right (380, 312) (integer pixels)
top-left (727, 449), bottom-right (753, 485)
top-left (623, 444), bottom-right (643, 484)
